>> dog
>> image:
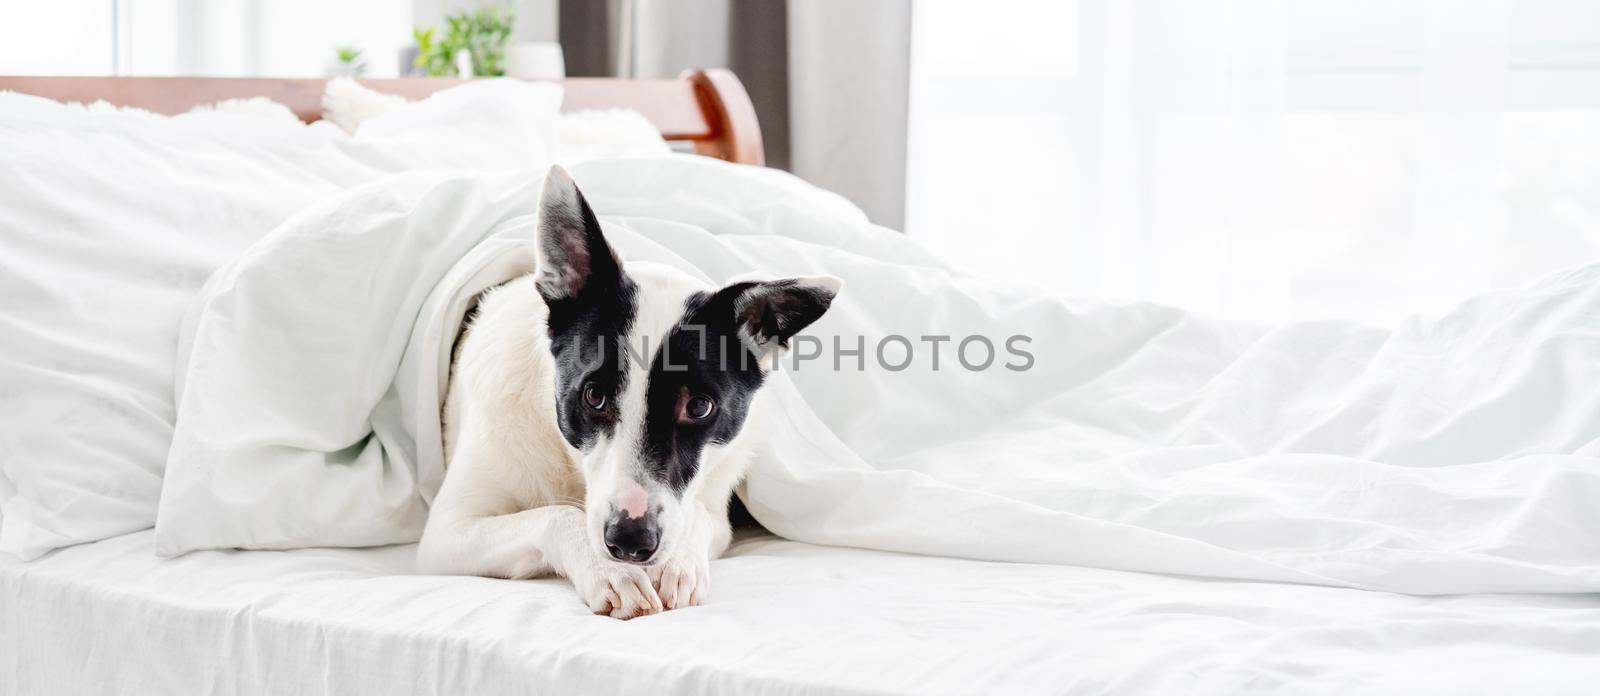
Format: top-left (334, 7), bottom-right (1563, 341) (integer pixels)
top-left (417, 165), bottom-right (841, 619)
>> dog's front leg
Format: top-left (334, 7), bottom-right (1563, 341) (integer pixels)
top-left (649, 499), bottom-right (731, 609)
top-left (418, 504), bottom-right (663, 619)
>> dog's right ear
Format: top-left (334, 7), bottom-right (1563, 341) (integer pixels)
top-left (534, 164), bottom-right (623, 304)
top-left (728, 275), bottom-right (843, 365)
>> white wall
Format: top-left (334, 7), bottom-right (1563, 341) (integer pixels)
top-left (0, 2), bottom-right (116, 74)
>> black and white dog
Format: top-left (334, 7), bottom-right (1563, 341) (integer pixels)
top-left (417, 166), bottom-right (841, 619)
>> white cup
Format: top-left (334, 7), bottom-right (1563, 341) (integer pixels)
top-left (506, 42), bottom-right (566, 80)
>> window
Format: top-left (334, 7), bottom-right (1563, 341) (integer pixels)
top-left (0, 0), bottom-right (411, 77)
top-left (907, 0), bottom-right (1600, 324)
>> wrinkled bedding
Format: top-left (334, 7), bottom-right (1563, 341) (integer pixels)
top-left (159, 154), bottom-right (1600, 595)
top-left (5, 530), bottom-right (1599, 695)
top-left (7, 78), bottom-right (1600, 694)
top-left (0, 79), bottom-right (574, 560)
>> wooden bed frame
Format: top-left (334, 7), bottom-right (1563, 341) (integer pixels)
top-left (0, 68), bottom-right (764, 166)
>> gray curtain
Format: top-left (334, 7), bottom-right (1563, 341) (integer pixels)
top-left (558, 0), bottom-right (908, 229)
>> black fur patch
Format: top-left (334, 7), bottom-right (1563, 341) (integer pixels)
top-left (638, 288), bottom-right (769, 491)
top-left (731, 279), bottom-right (838, 352)
top-left (537, 172), bottom-right (638, 451)
top-left (546, 278), bottom-right (637, 451)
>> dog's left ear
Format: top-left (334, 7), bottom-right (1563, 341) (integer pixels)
top-left (729, 276), bottom-right (843, 359)
top-left (534, 164), bottom-right (623, 304)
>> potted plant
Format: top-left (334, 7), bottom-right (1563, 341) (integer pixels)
top-left (413, 5), bottom-right (516, 77)
top-left (327, 46), bottom-right (369, 77)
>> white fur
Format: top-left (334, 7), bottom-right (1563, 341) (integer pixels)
top-left (416, 264), bottom-right (764, 619)
top-left (186, 96), bottom-right (302, 125)
top-left (321, 77), bottom-right (408, 135)
top-left (37, 95), bottom-right (301, 126)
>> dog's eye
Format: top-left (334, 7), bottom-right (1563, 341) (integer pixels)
top-left (685, 395), bottom-right (716, 421)
top-left (582, 382), bottom-right (607, 411)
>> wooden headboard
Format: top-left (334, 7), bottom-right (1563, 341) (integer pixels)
top-left (0, 68), bottom-right (764, 166)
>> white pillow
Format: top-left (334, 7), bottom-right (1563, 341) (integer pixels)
top-left (348, 79), bottom-right (561, 170)
top-left (0, 79), bottom-right (561, 560)
top-left (322, 78), bottom-right (669, 160)
top-left (554, 108), bottom-right (672, 161)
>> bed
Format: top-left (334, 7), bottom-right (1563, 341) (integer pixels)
top-left (8, 530), bottom-right (1599, 695)
top-left (4, 72), bottom-right (1600, 695)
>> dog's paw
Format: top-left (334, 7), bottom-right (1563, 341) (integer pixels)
top-left (648, 555), bottom-right (709, 610)
top-left (575, 561), bottom-right (662, 620)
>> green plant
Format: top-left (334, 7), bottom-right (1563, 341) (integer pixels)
top-left (334, 45), bottom-right (368, 76)
top-left (413, 5), bottom-right (516, 77)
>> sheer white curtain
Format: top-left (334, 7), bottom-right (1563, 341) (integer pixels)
top-left (907, 0), bottom-right (1600, 324)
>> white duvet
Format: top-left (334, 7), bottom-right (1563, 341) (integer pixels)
top-left (159, 154), bottom-right (1600, 595)
top-left (0, 79), bottom-right (567, 560)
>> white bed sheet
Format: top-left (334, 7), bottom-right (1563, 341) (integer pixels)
top-left (5, 531), bottom-right (1599, 695)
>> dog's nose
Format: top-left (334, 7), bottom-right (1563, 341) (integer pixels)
top-left (603, 514), bottom-right (660, 564)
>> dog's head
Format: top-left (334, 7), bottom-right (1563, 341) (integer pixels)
top-left (533, 165), bottom-right (840, 565)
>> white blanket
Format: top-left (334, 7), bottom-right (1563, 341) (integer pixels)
top-left (0, 79), bottom-right (566, 560)
top-left (160, 154), bottom-right (1600, 594)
